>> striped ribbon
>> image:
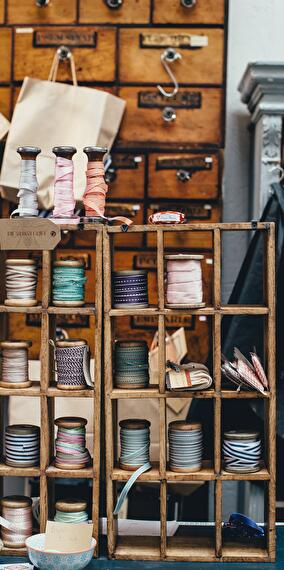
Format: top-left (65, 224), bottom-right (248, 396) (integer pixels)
top-left (223, 437), bottom-right (262, 472)
top-left (114, 425), bottom-right (151, 515)
top-left (55, 426), bottom-right (91, 469)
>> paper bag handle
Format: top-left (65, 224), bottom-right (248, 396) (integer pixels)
top-left (48, 46), bottom-right (78, 86)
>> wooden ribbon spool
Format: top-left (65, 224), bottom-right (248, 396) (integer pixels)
top-left (119, 419), bottom-right (151, 471)
top-left (1, 495), bottom-right (32, 549)
top-left (54, 416), bottom-right (88, 470)
top-left (53, 259), bottom-right (85, 307)
top-left (55, 339), bottom-right (88, 391)
top-left (168, 420), bottom-right (203, 473)
top-left (55, 498), bottom-right (88, 513)
top-left (165, 254), bottom-right (205, 309)
top-left (4, 259), bottom-right (38, 307)
top-left (0, 340), bottom-right (32, 389)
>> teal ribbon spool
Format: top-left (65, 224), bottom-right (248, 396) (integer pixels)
top-left (53, 260), bottom-right (87, 306)
top-left (54, 499), bottom-right (89, 524)
top-left (114, 341), bottom-right (149, 389)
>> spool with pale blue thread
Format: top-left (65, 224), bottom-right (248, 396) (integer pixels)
top-left (54, 499), bottom-right (89, 524)
top-left (53, 259), bottom-right (86, 307)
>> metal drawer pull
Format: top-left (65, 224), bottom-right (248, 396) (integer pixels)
top-left (105, 167), bottom-right (117, 184)
top-left (36, 0), bottom-right (49, 5)
top-left (57, 45), bottom-right (71, 61)
top-left (176, 169), bottom-right (191, 182)
top-left (158, 48), bottom-right (182, 99)
top-left (162, 107), bottom-right (176, 123)
top-left (104, 0), bottom-right (123, 8)
top-left (181, 0), bottom-right (196, 7)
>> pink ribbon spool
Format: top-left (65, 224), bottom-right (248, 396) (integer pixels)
top-left (165, 254), bottom-right (205, 308)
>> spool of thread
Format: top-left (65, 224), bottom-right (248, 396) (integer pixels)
top-left (119, 419), bottom-right (151, 471)
top-left (113, 419), bottom-right (151, 515)
top-left (83, 146), bottom-right (108, 219)
top-left (168, 421), bottom-right (203, 473)
top-left (1, 496), bottom-right (33, 548)
top-left (52, 146), bottom-right (79, 224)
top-left (11, 146), bottom-right (41, 218)
top-left (165, 254), bottom-right (205, 309)
top-left (114, 341), bottom-right (149, 389)
top-left (54, 417), bottom-right (91, 470)
top-left (223, 431), bottom-right (262, 473)
top-left (53, 259), bottom-right (86, 307)
top-left (5, 425), bottom-right (40, 468)
top-left (54, 339), bottom-right (90, 390)
top-left (113, 270), bottom-right (148, 308)
top-left (54, 499), bottom-right (88, 524)
top-left (5, 259), bottom-right (38, 307)
top-left (0, 340), bottom-right (32, 389)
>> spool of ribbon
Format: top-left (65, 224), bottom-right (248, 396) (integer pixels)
top-left (113, 419), bottom-right (151, 515)
top-left (54, 417), bottom-right (91, 470)
top-left (52, 146), bottom-right (79, 224)
top-left (1, 496), bottom-right (33, 548)
top-left (11, 146), bottom-right (41, 218)
top-left (113, 270), bottom-right (148, 308)
top-left (168, 421), bottom-right (203, 473)
top-left (148, 211), bottom-right (185, 224)
top-left (5, 259), bottom-right (38, 307)
top-left (223, 431), bottom-right (262, 473)
top-left (50, 339), bottom-right (92, 390)
top-left (114, 341), bottom-right (149, 389)
top-left (166, 361), bottom-right (213, 391)
top-left (83, 146), bottom-right (108, 218)
top-left (52, 259), bottom-right (86, 307)
top-left (165, 254), bottom-right (205, 308)
top-left (5, 425), bottom-right (40, 468)
top-left (0, 340), bottom-right (32, 389)
top-left (54, 499), bottom-right (89, 524)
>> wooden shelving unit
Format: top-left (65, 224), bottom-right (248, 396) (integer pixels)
top-left (0, 221), bottom-right (103, 558)
top-left (103, 222), bottom-right (276, 563)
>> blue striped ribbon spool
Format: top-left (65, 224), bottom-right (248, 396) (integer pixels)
top-left (114, 341), bottom-right (149, 389)
top-left (5, 424), bottom-right (40, 468)
top-left (112, 271), bottom-right (148, 308)
top-left (223, 431), bottom-right (262, 473)
top-left (168, 421), bottom-right (203, 473)
top-left (113, 419), bottom-right (151, 515)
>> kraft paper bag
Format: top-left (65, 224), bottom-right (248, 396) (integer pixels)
top-left (0, 50), bottom-right (125, 210)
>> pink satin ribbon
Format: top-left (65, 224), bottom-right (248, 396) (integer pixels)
top-left (166, 259), bottom-right (203, 305)
top-left (53, 157), bottom-right (75, 218)
top-left (83, 160), bottom-right (108, 217)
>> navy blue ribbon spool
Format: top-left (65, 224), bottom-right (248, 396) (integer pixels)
top-left (113, 270), bottom-right (148, 308)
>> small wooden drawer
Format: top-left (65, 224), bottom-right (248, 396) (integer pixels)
top-left (107, 154), bottom-right (145, 200)
top-left (0, 88), bottom-right (11, 119)
top-left (119, 28), bottom-right (224, 85)
top-left (0, 0), bottom-right (4, 23)
top-left (148, 152), bottom-right (221, 200)
top-left (118, 87), bottom-right (223, 146)
top-left (153, 0), bottom-right (225, 25)
top-left (147, 202), bottom-right (221, 249)
top-left (7, 0), bottom-right (76, 24)
top-left (79, 0), bottom-right (151, 24)
top-left (0, 29), bottom-right (12, 83)
top-left (13, 27), bottom-right (116, 82)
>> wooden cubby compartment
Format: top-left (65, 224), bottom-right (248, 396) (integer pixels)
top-left (0, 223), bottom-right (103, 558)
top-left (103, 222), bottom-right (276, 563)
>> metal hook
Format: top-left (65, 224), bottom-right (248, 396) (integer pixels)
top-left (157, 48), bottom-right (182, 99)
top-left (57, 45), bottom-right (71, 61)
top-left (269, 165), bottom-right (284, 182)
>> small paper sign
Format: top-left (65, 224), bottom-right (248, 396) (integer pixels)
top-left (45, 521), bottom-right (93, 553)
top-left (0, 219), bottom-right (61, 250)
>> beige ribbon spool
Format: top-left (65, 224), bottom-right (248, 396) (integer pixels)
top-left (5, 259), bottom-right (38, 307)
top-left (0, 340), bottom-right (32, 389)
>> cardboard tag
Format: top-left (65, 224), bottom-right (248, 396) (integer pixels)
top-left (45, 521), bottom-right (93, 553)
top-left (0, 219), bottom-right (61, 250)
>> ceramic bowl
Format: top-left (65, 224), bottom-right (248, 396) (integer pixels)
top-left (26, 533), bottom-right (96, 570)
